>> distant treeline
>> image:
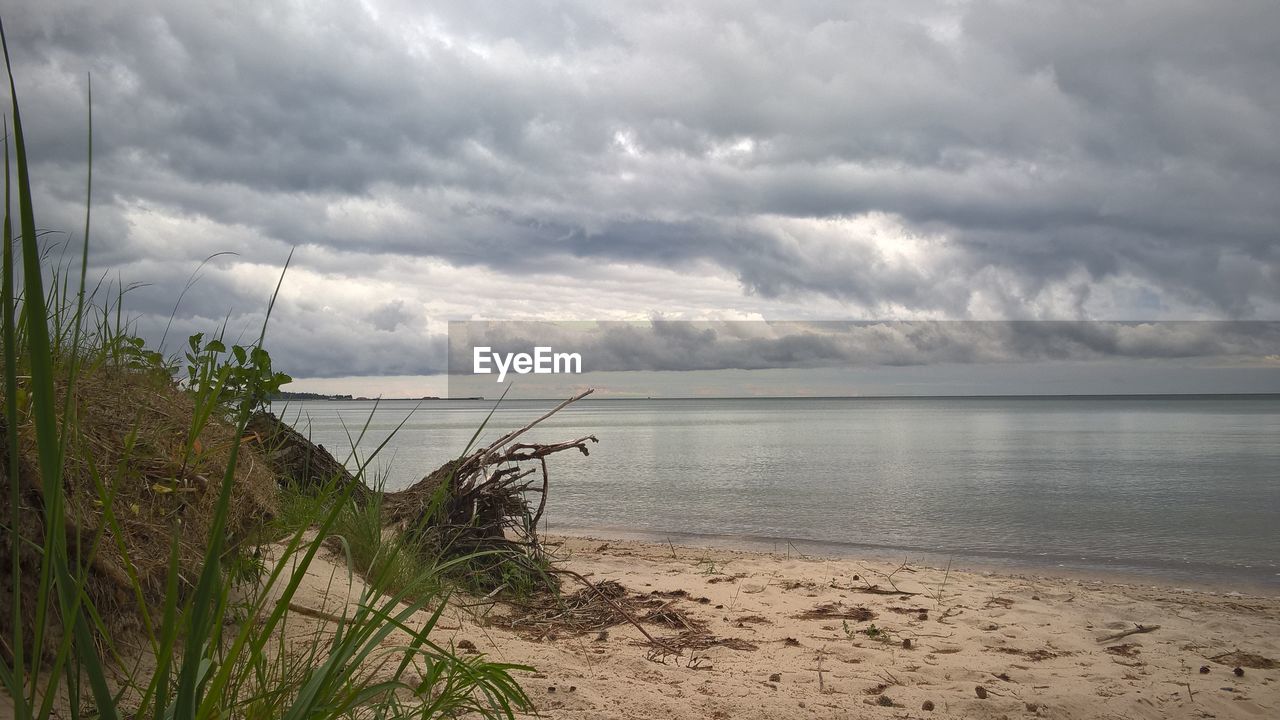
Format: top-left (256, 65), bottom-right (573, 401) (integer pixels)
top-left (269, 391), bottom-right (471, 401)
top-left (271, 391), bottom-right (356, 401)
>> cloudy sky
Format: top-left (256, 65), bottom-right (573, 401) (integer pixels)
top-left (8, 1), bottom-right (1280, 396)
top-left (446, 321), bottom-right (1280, 397)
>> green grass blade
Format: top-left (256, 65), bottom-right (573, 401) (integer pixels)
top-left (2, 112), bottom-right (31, 719)
top-left (172, 407), bottom-right (249, 717)
top-left (2, 112), bottom-right (33, 717)
top-left (2, 19), bottom-right (119, 720)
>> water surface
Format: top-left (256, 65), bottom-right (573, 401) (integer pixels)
top-left (271, 396), bottom-right (1280, 590)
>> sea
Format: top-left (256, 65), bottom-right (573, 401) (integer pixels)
top-left (269, 396), bottom-right (1280, 591)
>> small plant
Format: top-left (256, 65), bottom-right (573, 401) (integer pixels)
top-left (184, 331), bottom-right (292, 415)
top-left (114, 333), bottom-right (169, 374)
top-left (934, 556), bottom-right (954, 604)
top-left (697, 558), bottom-right (724, 575)
top-left (844, 620), bottom-right (893, 644)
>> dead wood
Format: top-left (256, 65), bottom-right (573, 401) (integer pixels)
top-left (1097, 624), bottom-right (1160, 643)
top-left (547, 567), bottom-right (676, 652)
top-left (830, 580), bottom-right (919, 597)
top-left (247, 410), bottom-right (371, 504)
top-left (992, 646), bottom-right (1073, 661)
top-left (793, 602), bottom-right (876, 622)
top-left (285, 601), bottom-right (347, 625)
top-left (379, 390), bottom-right (598, 589)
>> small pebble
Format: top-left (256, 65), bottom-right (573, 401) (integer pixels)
top-left (922, 700), bottom-right (935, 711)
top-left (1026, 702), bottom-right (1039, 712)
top-left (548, 686), bottom-right (556, 693)
top-left (768, 673), bottom-right (781, 682)
top-left (918, 612), bottom-right (928, 621)
top-left (877, 695), bottom-right (894, 707)
top-left (569, 686), bottom-right (577, 692)
top-left (902, 638), bottom-right (912, 649)
top-left (1234, 667), bottom-right (1244, 677)
top-left (975, 685), bottom-right (988, 699)
top-left (1199, 666), bottom-right (1210, 674)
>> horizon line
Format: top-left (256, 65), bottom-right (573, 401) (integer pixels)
top-left (276, 391), bottom-right (1280, 402)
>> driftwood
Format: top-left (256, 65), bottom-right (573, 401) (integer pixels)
top-left (253, 391), bottom-right (598, 592)
top-left (383, 389), bottom-right (597, 527)
top-left (547, 567), bottom-right (675, 653)
top-left (829, 581), bottom-right (918, 597)
top-left (380, 390), bottom-right (599, 587)
top-left (1098, 623), bottom-right (1160, 643)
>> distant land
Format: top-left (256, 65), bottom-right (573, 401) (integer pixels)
top-left (269, 391), bottom-right (1279, 403)
top-left (271, 391), bottom-right (484, 402)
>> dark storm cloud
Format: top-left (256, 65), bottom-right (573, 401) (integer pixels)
top-left (449, 321), bottom-right (1280, 375)
top-left (7, 0), bottom-right (1280, 379)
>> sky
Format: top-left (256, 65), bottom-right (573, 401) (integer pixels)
top-left (7, 1), bottom-right (1280, 397)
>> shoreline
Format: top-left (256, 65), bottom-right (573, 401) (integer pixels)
top-left (265, 530), bottom-right (1280, 718)
top-left (546, 525), bottom-right (1280, 598)
top-left (411, 534), bottom-right (1280, 718)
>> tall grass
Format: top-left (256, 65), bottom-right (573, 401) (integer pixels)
top-left (1, 18), bottom-right (531, 719)
top-left (273, 472), bottom-right (447, 604)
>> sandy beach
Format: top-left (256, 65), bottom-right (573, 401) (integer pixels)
top-left (281, 534), bottom-right (1280, 720)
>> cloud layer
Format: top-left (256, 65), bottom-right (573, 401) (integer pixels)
top-left (451, 321), bottom-right (1280, 373)
top-left (8, 0), bottom-right (1280, 385)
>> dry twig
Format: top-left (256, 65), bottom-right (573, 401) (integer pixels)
top-left (1097, 624), bottom-right (1160, 643)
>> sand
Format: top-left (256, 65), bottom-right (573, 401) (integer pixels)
top-left (276, 534), bottom-right (1280, 719)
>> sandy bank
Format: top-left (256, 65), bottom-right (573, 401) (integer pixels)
top-left (277, 534), bottom-right (1279, 719)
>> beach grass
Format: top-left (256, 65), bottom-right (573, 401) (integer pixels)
top-left (1, 17), bottom-right (532, 718)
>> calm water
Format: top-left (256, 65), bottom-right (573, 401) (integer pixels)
top-left (271, 396), bottom-right (1280, 590)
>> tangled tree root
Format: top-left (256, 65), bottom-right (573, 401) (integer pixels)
top-left (381, 391), bottom-right (598, 590)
